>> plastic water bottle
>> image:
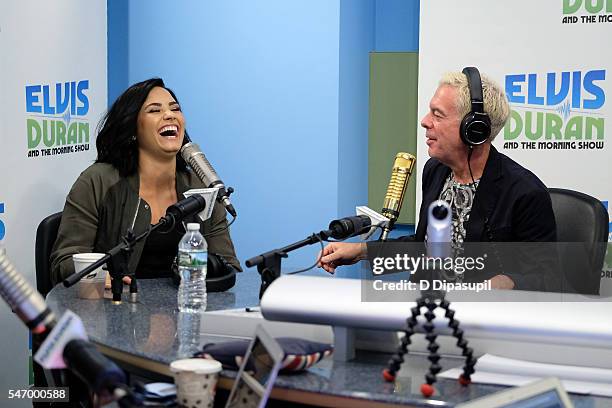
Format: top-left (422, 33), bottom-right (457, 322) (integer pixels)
top-left (177, 223), bottom-right (207, 313)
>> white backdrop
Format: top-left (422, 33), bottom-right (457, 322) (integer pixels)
top-left (0, 1), bottom-right (106, 404)
top-left (418, 0), bottom-right (612, 295)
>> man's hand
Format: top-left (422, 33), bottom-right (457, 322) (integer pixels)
top-left (317, 242), bottom-right (367, 274)
top-left (488, 274), bottom-right (515, 290)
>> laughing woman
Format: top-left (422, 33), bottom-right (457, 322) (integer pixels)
top-left (50, 78), bottom-right (241, 287)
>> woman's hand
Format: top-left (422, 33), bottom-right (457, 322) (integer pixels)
top-left (105, 274), bottom-right (132, 289)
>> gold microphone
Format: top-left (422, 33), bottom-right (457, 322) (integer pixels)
top-left (380, 152), bottom-right (416, 241)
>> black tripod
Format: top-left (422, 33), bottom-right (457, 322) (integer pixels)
top-left (382, 289), bottom-right (476, 397)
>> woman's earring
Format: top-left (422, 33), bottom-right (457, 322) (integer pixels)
top-left (131, 135), bottom-right (137, 143)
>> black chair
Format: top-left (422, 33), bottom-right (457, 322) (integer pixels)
top-left (32, 212), bottom-right (62, 394)
top-left (35, 212), bottom-right (62, 298)
top-left (549, 188), bottom-right (608, 295)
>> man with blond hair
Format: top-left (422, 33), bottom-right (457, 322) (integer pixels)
top-left (318, 68), bottom-right (556, 290)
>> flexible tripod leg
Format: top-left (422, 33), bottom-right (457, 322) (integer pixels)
top-left (440, 299), bottom-right (476, 385)
top-left (382, 290), bottom-right (477, 396)
top-left (382, 298), bottom-right (424, 382)
top-left (420, 296), bottom-right (441, 397)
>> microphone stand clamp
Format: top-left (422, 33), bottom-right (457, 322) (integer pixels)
top-left (379, 219), bottom-right (396, 241)
top-left (255, 250), bottom-right (287, 299)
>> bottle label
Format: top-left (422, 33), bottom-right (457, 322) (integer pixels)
top-left (179, 251), bottom-right (207, 267)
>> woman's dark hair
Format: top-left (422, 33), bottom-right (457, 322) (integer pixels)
top-left (96, 77), bottom-right (189, 176)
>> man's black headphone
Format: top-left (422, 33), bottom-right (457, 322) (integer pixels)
top-left (460, 67), bottom-right (492, 146)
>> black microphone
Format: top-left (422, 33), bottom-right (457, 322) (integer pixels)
top-left (181, 141), bottom-right (237, 217)
top-left (159, 194), bottom-right (206, 232)
top-left (327, 215), bottom-right (372, 240)
top-left (63, 339), bottom-right (126, 395)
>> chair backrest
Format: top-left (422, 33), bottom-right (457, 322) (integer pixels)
top-left (549, 188), bottom-right (608, 295)
top-left (35, 212), bottom-right (62, 297)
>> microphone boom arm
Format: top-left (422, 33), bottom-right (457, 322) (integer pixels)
top-left (246, 231), bottom-right (332, 299)
top-left (246, 215), bottom-right (371, 298)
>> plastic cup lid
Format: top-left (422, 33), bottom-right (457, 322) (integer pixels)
top-left (73, 253), bottom-right (105, 262)
top-left (170, 358), bottom-right (222, 374)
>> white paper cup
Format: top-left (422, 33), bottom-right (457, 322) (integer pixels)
top-left (73, 253), bottom-right (106, 299)
top-left (170, 358), bottom-right (222, 408)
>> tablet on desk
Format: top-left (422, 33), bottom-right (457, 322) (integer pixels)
top-left (457, 377), bottom-right (574, 408)
top-left (225, 325), bottom-right (284, 408)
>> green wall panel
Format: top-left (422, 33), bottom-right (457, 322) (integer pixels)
top-left (368, 52), bottom-right (419, 224)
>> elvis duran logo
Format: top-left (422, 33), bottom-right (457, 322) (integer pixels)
top-left (25, 80), bottom-right (91, 158)
top-left (503, 70), bottom-right (606, 151)
top-left (562, 0), bottom-right (612, 24)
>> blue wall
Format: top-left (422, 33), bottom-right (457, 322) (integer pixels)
top-left (375, 0), bottom-right (420, 52)
top-left (107, 0), bottom-right (420, 270)
top-left (107, 0), bottom-right (128, 105)
top-left (338, 0), bottom-right (374, 220)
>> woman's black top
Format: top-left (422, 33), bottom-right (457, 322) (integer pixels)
top-left (135, 225), bottom-right (184, 279)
